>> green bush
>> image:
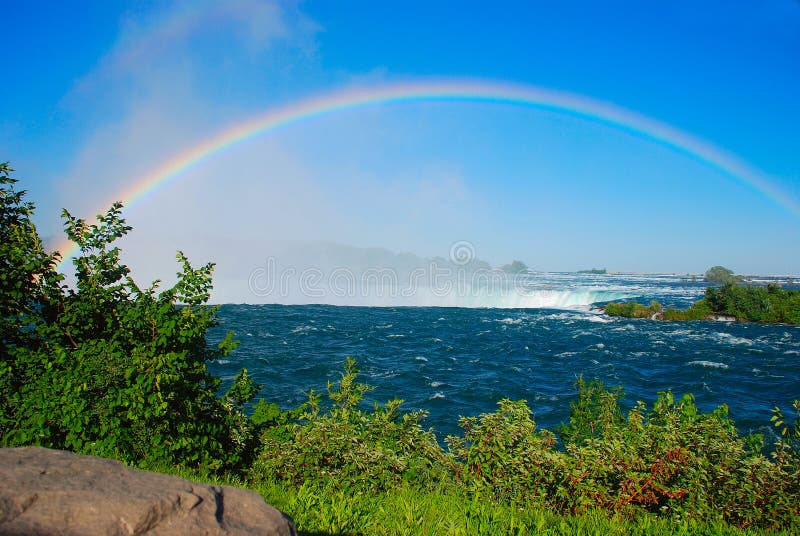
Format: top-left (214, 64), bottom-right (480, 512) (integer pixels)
top-left (446, 398), bottom-right (563, 506)
top-left (662, 299), bottom-right (714, 321)
top-left (0, 164), bottom-right (257, 471)
top-left (558, 377), bottom-right (625, 445)
top-left (0, 163), bottom-right (65, 433)
top-left (604, 300), bottom-right (662, 319)
top-left (704, 266), bottom-right (738, 284)
top-left (501, 260), bottom-right (529, 274)
top-left (445, 379), bottom-right (800, 528)
top-left (251, 357), bottom-right (451, 493)
top-left (704, 283), bottom-right (800, 323)
top-left (561, 391), bottom-right (797, 527)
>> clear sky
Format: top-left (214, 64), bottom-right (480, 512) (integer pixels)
top-left (2, 0), bottom-right (799, 284)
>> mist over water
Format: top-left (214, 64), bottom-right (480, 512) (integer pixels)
top-left (207, 273), bottom-right (800, 441)
top-left (205, 240), bottom-right (712, 307)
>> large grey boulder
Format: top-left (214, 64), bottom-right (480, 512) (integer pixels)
top-left (0, 447), bottom-right (297, 535)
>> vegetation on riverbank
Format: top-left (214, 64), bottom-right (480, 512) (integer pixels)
top-left (3, 163), bottom-right (800, 534)
top-left (604, 284), bottom-right (800, 324)
top-left (162, 366), bottom-right (800, 534)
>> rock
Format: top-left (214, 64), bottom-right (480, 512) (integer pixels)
top-left (0, 447), bottom-right (297, 536)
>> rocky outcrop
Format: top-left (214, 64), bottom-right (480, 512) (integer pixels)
top-left (0, 447), bottom-right (297, 535)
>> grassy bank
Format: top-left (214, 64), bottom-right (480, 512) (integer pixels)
top-left (160, 467), bottom-right (792, 535)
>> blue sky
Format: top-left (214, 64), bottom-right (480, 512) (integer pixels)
top-left (1, 0), bottom-right (799, 284)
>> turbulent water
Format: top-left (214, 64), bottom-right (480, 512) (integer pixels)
top-left (208, 273), bottom-right (800, 441)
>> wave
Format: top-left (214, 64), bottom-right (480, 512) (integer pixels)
top-left (290, 325), bottom-right (317, 334)
top-left (687, 360), bottom-right (729, 369)
top-left (715, 333), bottom-right (754, 346)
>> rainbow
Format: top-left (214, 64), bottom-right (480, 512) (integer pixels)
top-left (55, 78), bottom-right (798, 270)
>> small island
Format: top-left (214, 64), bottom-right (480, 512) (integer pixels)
top-left (703, 265), bottom-right (743, 284)
top-left (604, 282), bottom-right (800, 324)
top-left (578, 268), bottom-right (607, 274)
top-left (500, 259), bottom-right (529, 274)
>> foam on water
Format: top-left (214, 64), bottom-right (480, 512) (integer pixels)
top-left (497, 317), bottom-right (523, 325)
top-left (485, 289), bottom-right (636, 309)
top-left (715, 333), bottom-right (754, 346)
top-left (687, 360), bottom-right (729, 369)
top-left (585, 315), bottom-right (612, 323)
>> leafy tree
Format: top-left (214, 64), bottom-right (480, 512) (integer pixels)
top-left (501, 260), bottom-right (529, 274)
top-left (0, 164), bottom-right (258, 471)
top-left (704, 265), bottom-right (738, 284)
top-left (0, 163), bottom-right (64, 432)
top-left (703, 283), bottom-right (800, 323)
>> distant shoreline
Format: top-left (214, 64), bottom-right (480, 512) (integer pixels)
top-left (606, 271), bottom-right (798, 279)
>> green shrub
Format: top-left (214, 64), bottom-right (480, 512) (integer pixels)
top-left (704, 283), bottom-right (800, 323)
top-left (445, 379), bottom-right (800, 528)
top-left (662, 299), bottom-right (713, 321)
top-left (0, 165), bottom-right (257, 471)
top-left (704, 266), bottom-right (739, 284)
top-left (251, 358), bottom-right (451, 493)
top-left (558, 377), bottom-right (625, 445)
top-left (446, 398), bottom-right (563, 506)
top-left (0, 163), bottom-right (65, 433)
top-left (563, 391), bottom-right (797, 527)
top-left (604, 300), bottom-right (662, 318)
top-left (772, 400), bottom-right (800, 473)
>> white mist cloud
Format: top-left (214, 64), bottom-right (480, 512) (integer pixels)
top-left (53, 1), bottom-right (324, 280)
top-left (51, 0), bottom-right (492, 300)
